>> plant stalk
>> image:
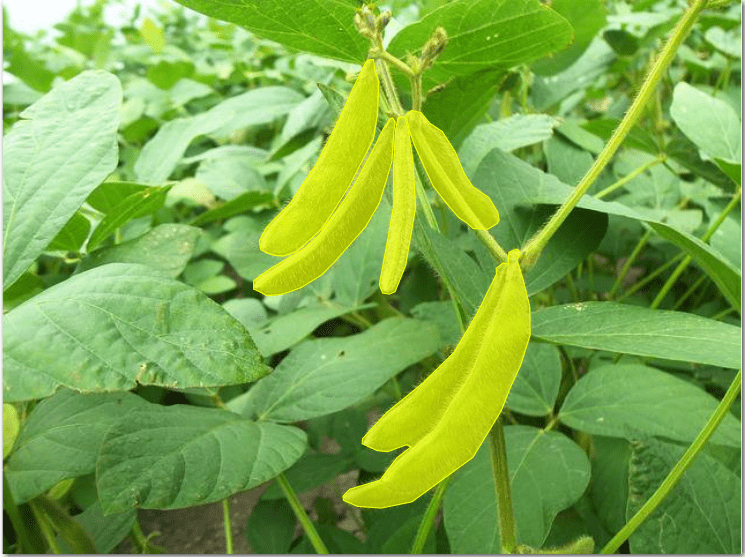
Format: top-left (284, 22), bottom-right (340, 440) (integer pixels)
top-left (489, 419), bottom-right (517, 554)
top-left (411, 476), bottom-right (452, 553)
top-left (595, 155), bottom-right (666, 200)
top-left (651, 188), bottom-right (741, 308)
top-left (4, 475), bottom-right (33, 554)
top-left (222, 498), bottom-right (234, 554)
top-left (600, 369), bottom-right (742, 554)
top-left (522, 0), bottom-right (709, 265)
top-left (276, 473), bottom-right (329, 554)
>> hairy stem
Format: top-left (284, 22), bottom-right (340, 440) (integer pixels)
top-left (411, 476), bottom-right (452, 553)
top-left (490, 419), bottom-right (517, 554)
top-left (522, 0), bottom-right (709, 265)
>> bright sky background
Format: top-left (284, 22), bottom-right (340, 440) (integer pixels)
top-left (4, 0), bottom-right (161, 35)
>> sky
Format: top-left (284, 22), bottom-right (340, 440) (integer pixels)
top-left (4, 0), bottom-right (161, 35)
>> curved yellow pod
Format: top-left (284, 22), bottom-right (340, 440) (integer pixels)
top-left (380, 117), bottom-right (417, 295)
top-left (259, 59), bottom-right (380, 257)
top-left (406, 111), bottom-right (499, 230)
top-left (253, 119), bottom-right (395, 296)
top-left (343, 250), bottom-right (530, 508)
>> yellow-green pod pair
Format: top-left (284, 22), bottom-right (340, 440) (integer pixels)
top-left (253, 120), bottom-right (395, 296)
top-left (259, 59), bottom-right (379, 257)
top-left (343, 249), bottom-right (530, 508)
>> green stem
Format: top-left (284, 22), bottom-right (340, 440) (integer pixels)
top-left (374, 58), bottom-right (405, 116)
top-left (411, 476), bottom-right (452, 553)
top-left (489, 419), bottom-right (517, 554)
top-left (595, 155), bottom-right (666, 200)
top-left (672, 274), bottom-right (707, 310)
top-left (276, 473), bottom-right (329, 554)
top-left (372, 48), bottom-right (415, 79)
top-left (131, 519), bottom-right (149, 553)
top-left (29, 500), bottom-right (63, 554)
top-left (4, 474), bottom-right (33, 554)
top-left (222, 498), bottom-right (234, 554)
top-left (609, 230), bottom-right (651, 299)
top-left (616, 253), bottom-right (684, 301)
top-left (651, 189), bottom-right (741, 309)
top-left (474, 229), bottom-right (508, 263)
top-left (522, 0), bottom-right (708, 265)
top-left (411, 72), bottom-right (423, 112)
top-left (414, 167), bottom-right (440, 232)
top-left (600, 369), bottom-right (742, 554)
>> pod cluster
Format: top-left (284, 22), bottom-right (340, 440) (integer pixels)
top-left (253, 59), bottom-right (499, 297)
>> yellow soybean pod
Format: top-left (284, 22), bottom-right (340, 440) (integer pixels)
top-left (253, 119), bottom-right (395, 296)
top-left (379, 116), bottom-right (416, 295)
top-left (343, 250), bottom-right (530, 508)
top-left (259, 59), bottom-right (380, 257)
top-left (406, 110), bottom-right (499, 231)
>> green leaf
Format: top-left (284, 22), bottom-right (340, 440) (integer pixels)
top-left (474, 150), bottom-right (608, 296)
top-left (626, 437), bottom-right (741, 553)
top-left (389, 0), bottom-right (572, 83)
top-left (560, 363), bottom-right (741, 447)
top-left (647, 220), bottom-right (741, 308)
top-left (670, 83), bottom-right (741, 175)
top-left (48, 213), bottom-right (91, 253)
top-left (261, 453), bottom-right (351, 500)
top-left (3, 70), bottom-right (122, 290)
top-left (3, 263), bottom-right (269, 402)
top-left (58, 502), bottom-right (136, 554)
top-left (506, 343), bottom-right (562, 417)
top-left (444, 425), bottom-right (591, 551)
top-left (531, 302), bottom-right (741, 369)
top-left (97, 404), bottom-right (307, 513)
top-left (531, 0), bottom-right (607, 76)
top-left (228, 318), bottom-right (440, 422)
top-left (79, 224), bottom-right (201, 278)
top-left (196, 156), bottom-right (268, 200)
top-left (459, 114), bottom-right (560, 175)
top-left (171, 0), bottom-right (368, 64)
top-left (135, 86), bottom-right (303, 184)
top-left (5, 390), bottom-right (148, 503)
top-left (87, 184), bottom-right (172, 250)
top-left (422, 70), bottom-right (503, 149)
top-left (189, 191), bottom-right (274, 226)
top-left (244, 303), bottom-right (363, 358)
top-left (211, 218), bottom-right (276, 281)
top-left (588, 437), bottom-right (631, 536)
top-left (246, 500), bottom-right (297, 554)
top-left (411, 301), bottom-right (462, 347)
top-left (414, 221), bottom-right (490, 318)
top-left (294, 523), bottom-right (366, 553)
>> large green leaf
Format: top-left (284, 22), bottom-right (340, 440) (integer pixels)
top-left (506, 343), bottom-right (562, 417)
top-left (3, 70), bottom-right (121, 290)
top-left (171, 0), bottom-right (368, 64)
top-left (559, 363), bottom-right (741, 447)
top-left (647, 221), bottom-right (741, 308)
top-left (5, 390), bottom-right (148, 503)
top-left (228, 318), bottom-right (440, 422)
top-left (670, 82), bottom-right (741, 183)
top-left (389, 0), bottom-right (572, 83)
top-left (531, 302), bottom-right (741, 369)
top-left (3, 263), bottom-right (269, 402)
top-left (96, 404), bottom-right (307, 513)
top-left (627, 437), bottom-right (741, 553)
top-left (135, 86), bottom-right (303, 184)
top-left (246, 500), bottom-right (297, 554)
top-left (444, 425), bottom-right (590, 551)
